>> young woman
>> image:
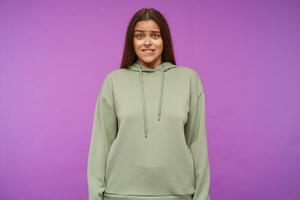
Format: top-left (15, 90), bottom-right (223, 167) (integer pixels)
top-left (87, 8), bottom-right (211, 200)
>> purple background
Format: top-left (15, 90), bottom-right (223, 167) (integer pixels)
top-left (1, 0), bottom-right (299, 199)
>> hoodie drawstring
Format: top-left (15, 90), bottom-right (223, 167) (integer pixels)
top-left (158, 66), bottom-right (165, 121)
top-left (139, 65), bottom-right (165, 138)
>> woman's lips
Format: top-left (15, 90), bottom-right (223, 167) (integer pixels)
top-left (142, 49), bottom-right (155, 53)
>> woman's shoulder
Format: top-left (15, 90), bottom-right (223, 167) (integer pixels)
top-left (103, 68), bottom-right (126, 80)
top-left (175, 65), bottom-right (205, 93)
top-left (174, 65), bottom-right (203, 80)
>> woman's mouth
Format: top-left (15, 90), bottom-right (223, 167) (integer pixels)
top-left (142, 49), bottom-right (155, 53)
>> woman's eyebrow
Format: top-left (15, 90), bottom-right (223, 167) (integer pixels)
top-left (134, 30), bottom-right (161, 33)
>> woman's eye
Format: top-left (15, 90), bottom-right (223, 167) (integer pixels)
top-left (135, 34), bottom-right (144, 39)
top-left (135, 34), bottom-right (160, 39)
top-left (153, 34), bottom-right (160, 39)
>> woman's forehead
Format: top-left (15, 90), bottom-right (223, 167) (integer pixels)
top-left (135, 20), bottom-right (160, 31)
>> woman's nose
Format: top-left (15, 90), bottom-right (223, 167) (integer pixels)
top-left (144, 36), bottom-right (152, 45)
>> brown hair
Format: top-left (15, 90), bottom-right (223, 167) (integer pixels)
top-left (120, 8), bottom-right (176, 69)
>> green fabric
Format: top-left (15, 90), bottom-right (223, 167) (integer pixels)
top-left (87, 61), bottom-right (211, 200)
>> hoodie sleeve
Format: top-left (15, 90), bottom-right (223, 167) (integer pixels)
top-left (184, 71), bottom-right (211, 200)
top-left (87, 74), bottom-right (118, 200)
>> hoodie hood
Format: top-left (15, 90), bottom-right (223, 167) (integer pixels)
top-left (128, 60), bottom-right (176, 138)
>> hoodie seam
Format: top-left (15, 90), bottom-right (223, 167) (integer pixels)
top-left (190, 92), bottom-right (204, 108)
top-left (106, 75), bottom-right (117, 112)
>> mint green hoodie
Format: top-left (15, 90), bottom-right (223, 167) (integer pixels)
top-left (87, 60), bottom-right (211, 200)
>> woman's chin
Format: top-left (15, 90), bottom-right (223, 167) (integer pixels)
top-left (140, 57), bottom-right (160, 64)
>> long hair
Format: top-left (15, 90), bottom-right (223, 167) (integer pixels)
top-left (120, 8), bottom-right (176, 69)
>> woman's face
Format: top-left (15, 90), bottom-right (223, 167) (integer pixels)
top-left (133, 20), bottom-right (163, 68)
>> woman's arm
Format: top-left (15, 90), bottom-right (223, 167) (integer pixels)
top-left (87, 75), bottom-right (117, 200)
top-left (185, 72), bottom-right (211, 200)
